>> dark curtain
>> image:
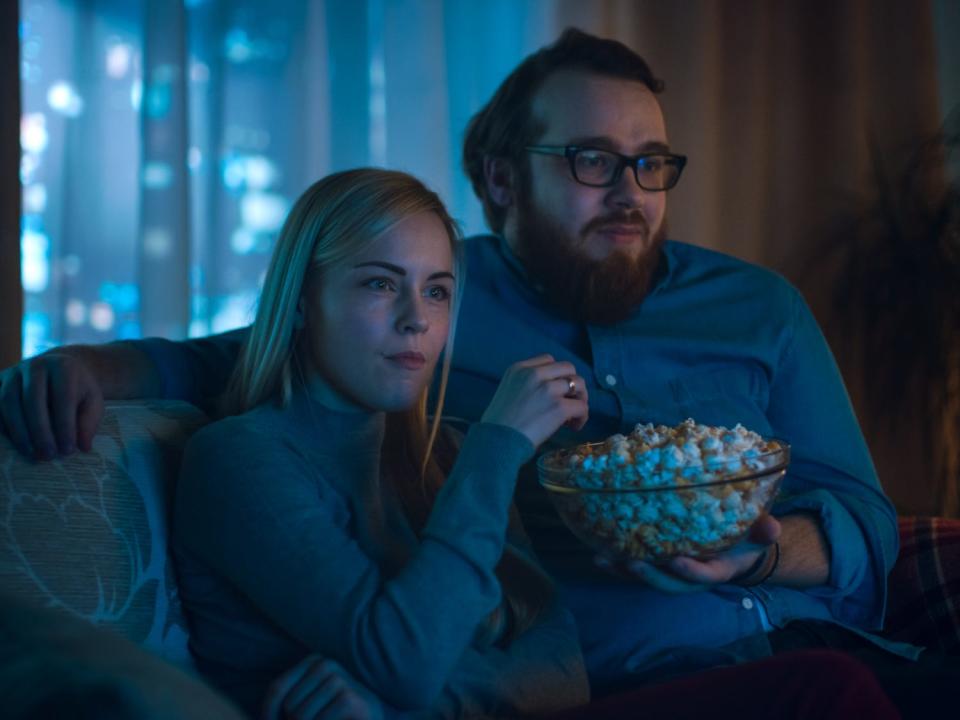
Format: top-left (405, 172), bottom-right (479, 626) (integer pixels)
top-left (1, 1), bottom-right (22, 369)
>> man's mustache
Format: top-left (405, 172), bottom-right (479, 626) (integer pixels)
top-left (581, 212), bottom-right (649, 237)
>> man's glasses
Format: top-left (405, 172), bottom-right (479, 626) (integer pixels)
top-left (525, 145), bottom-right (687, 191)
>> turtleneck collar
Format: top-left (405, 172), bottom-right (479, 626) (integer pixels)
top-left (279, 380), bottom-right (387, 464)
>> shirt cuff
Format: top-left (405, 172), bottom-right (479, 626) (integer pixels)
top-left (772, 489), bottom-right (878, 614)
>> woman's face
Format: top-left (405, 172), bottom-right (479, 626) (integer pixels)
top-left (300, 211), bottom-right (455, 413)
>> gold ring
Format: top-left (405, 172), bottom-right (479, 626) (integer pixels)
top-left (566, 377), bottom-right (577, 396)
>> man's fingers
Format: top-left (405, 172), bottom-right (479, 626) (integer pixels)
top-left (666, 555), bottom-right (737, 585)
top-left (75, 391), bottom-right (104, 453)
top-left (0, 372), bottom-right (34, 457)
top-left (21, 364), bottom-right (56, 459)
top-left (48, 365), bottom-right (80, 455)
top-left (594, 554), bottom-right (704, 592)
top-left (630, 559), bottom-right (708, 593)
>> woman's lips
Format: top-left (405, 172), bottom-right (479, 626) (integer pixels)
top-left (385, 352), bottom-right (426, 370)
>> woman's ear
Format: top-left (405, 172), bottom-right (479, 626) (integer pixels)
top-left (483, 156), bottom-right (515, 209)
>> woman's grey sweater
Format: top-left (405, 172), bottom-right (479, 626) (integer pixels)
top-left (173, 387), bottom-right (588, 718)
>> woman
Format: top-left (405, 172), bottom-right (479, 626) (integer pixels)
top-left (173, 168), bottom-right (592, 719)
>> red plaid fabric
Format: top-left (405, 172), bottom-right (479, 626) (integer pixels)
top-left (883, 516), bottom-right (960, 654)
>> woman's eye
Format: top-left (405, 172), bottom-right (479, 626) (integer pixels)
top-left (426, 285), bottom-right (451, 301)
top-left (364, 278), bottom-right (395, 291)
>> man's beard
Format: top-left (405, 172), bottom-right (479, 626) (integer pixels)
top-left (512, 193), bottom-right (667, 325)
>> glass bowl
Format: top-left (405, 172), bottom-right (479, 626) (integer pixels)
top-left (537, 441), bottom-right (790, 563)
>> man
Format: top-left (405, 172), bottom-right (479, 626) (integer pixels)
top-left (0, 28), bottom-right (946, 713)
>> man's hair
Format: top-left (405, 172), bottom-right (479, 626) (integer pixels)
top-left (463, 27), bottom-right (664, 234)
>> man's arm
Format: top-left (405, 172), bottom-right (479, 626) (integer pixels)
top-left (767, 512), bottom-right (829, 588)
top-left (0, 329), bottom-right (246, 459)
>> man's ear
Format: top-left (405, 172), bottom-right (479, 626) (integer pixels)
top-left (483, 156), bottom-right (515, 209)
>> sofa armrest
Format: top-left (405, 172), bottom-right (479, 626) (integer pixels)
top-left (882, 516), bottom-right (960, 654)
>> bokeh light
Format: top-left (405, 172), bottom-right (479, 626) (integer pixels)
top-left (47, 80), bottom-right (84, 117)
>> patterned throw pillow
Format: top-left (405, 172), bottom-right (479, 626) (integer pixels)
top-left (0, 400), bottom-right (209, 668)
top-left (883, 516), bottom-right (960, 654)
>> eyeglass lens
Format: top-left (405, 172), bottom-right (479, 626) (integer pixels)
top-left (573, 149), bottom-right (680, 189)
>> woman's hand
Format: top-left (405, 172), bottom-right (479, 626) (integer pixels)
top-left (261, 655), bottom-right (384, 720)
top-left (481, 354), bottom-right (589, 448)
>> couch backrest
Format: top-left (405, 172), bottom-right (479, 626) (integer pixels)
top-left (0, 400), bottom-right (209, 668)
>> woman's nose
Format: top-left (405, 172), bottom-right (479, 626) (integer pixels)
top-left (396, 293), bottom-right (429, 334)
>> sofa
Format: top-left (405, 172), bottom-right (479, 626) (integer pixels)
top-left (1, 400), bottom-right (957, 717)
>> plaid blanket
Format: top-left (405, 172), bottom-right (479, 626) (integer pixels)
top-left (883, 516), bottom-right (960, 654)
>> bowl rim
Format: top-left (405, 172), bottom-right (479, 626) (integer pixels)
top-left (536, 440), bottom-right (790, 494)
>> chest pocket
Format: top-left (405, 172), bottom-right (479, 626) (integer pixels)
top-left (669, 366), bottom-right (771, 433)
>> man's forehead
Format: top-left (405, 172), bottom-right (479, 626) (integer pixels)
top-left (530, 69), bottom-right (668, 148)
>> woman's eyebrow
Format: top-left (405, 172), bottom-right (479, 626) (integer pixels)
top-left (353, 261), bottom-right (455, 282)
top-left (353, 261), bottom-right (405, 274)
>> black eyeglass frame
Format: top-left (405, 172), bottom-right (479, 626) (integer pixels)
top-left (525, 144), bottom-right (688, 191)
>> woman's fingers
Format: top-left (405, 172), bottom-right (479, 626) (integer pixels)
top-left (286, 674), bottom-right (344, 719)
top-left (482, 356), bottom-right (590, 447)
top-left (261, 656), bottom-right (325, 720)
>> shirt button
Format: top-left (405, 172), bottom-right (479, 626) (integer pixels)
top-left (604, 374), bottom-right (617, 387)
top-left (741, 597), bottom-right (754, 610)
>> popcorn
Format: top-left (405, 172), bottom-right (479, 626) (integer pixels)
top-left (562, 418), bottom-right (781, 489)
top-left (539, 419), bottom-right (788, 561)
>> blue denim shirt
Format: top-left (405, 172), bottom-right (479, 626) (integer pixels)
top-left (137, 234), bottom-right (915, 688)
top-left (439, 235), bottom-right (913, 685)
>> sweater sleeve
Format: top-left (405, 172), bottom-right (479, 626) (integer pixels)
top-left (119, 327), bottom-right (247, 413)
top-left (766, 288), bottom-right (898, 629)
top-left (175, 419), bottom-right (533, 712)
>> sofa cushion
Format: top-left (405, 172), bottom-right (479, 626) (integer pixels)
top-left (0, 400), bottom-right (209, 667)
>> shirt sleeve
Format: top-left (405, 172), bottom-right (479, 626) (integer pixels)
top-left (766, 287), bottom-right (898, 629)
top-left (118, 327), bottom-right (247, 413)
top-left (175, 419), bottom-right (534, 712)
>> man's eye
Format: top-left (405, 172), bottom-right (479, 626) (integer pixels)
top-left (578, 152), bottom-right (612, 170)
top-left (638, 157), bottom-right (664, 173)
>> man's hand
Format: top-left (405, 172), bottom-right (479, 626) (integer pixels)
top-left (261, 656), bottom-right (384, 720)
top-left (595, 514), bottom-right (782, 593)
top-left (0, 351), bottom-right (104, 460)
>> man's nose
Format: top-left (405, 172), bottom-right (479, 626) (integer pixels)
top-left (606, 165), bottom-right (647, 209)
top-left (396, 292), bottom-right (429, 334)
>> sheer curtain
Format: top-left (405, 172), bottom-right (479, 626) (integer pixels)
top-left (18, 0), bottom-right (581, 356)
top-left (18, 0), bottom-right (953, 353)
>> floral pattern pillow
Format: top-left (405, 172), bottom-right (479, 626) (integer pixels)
top-left (0, 400), bottom-right (209, 668)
